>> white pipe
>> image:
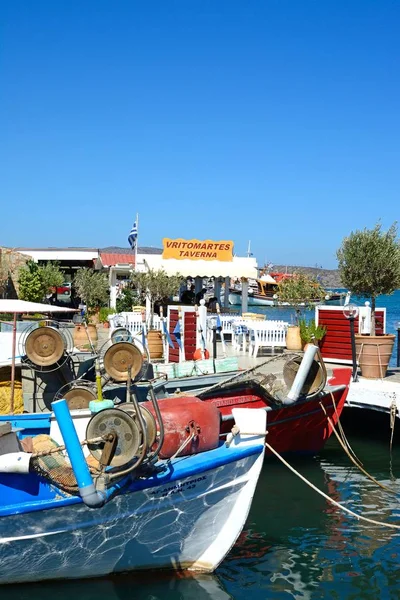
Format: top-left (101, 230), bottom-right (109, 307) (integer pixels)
top-left (0, 452), bottom-right (31, 474)
top-left (285, 344), bottom-right (319, 403)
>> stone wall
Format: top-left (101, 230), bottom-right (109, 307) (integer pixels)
top-left (0, 247), bottom-right (30, 298)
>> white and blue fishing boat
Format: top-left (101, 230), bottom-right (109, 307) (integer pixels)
top-left (0, 390), bottom-right (266, 585)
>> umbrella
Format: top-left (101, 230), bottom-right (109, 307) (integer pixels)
top-left (0, 300), bottom-right (77, 413)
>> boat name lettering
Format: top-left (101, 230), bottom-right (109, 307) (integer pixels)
top-left (150, 476), bottom-right (207, 497)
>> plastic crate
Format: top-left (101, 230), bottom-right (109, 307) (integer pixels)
top-left (175, 361), bottom-right (196, 378)
top-left (214, 357), bottom-right (239, 373)
top-left (154, 363), bottom-right (176, 379)
top-left (195, 359), bottom-right (215, 375)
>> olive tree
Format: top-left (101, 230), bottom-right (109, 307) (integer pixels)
top-left (73, 268), bottom-right (109, 321)
top-left (337, 222), bottom-right (400, 335)
top-left (130, 268), bottom-right (184, 328)
top-left (277, 272), bottom-right (327, 319)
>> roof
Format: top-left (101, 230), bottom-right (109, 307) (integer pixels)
top-left (141, 255), bottom-right (258, 279)
top-left (99, 252), bottom-right (136, 267)
top-left (101, 246), bottom-right (163, 255)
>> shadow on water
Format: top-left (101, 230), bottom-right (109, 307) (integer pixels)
top-left (1, 571), bottom-right (233, 600)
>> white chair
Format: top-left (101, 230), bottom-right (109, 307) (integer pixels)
top-left (248, 321), bottom-right (288, 357)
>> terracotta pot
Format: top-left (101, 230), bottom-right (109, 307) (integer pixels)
top-left (103, 322), bottom-right (110, 329)
top-left (286, 326), bottom-right (302, 351)
top-left (355, 334), bottom-right (395, 378)
top-left (73, 323), bottom-right (98, 350)
top-left (147, 329), bottom-right (163, 359)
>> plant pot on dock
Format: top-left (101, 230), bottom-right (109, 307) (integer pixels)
top-left (73, 324), bottom-right (98, 350)
top-left (285, 326), bottom-right (302, 351)
top-left (147, 329), bottom-right (163, 359)
top-left (355, 334), bottom-right (395, 379)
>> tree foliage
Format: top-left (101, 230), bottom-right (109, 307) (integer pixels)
top-left (337, 222), bottom-right (400, 334)
top-left (73, 268), bottom-right (109, 310)
top-left (130, 268), bottom-right (184, 327)
top-left (18, 260), bottom-right (64, 303)
top-left (277, 272), bottom-right (326, 314)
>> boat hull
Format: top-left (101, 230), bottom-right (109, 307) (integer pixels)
top-left (204, 368), bottom-right (351, 456)
top-left (228, 291), bottom-right (275, 307)
top-left (0, 442), bottom-right (264, 585)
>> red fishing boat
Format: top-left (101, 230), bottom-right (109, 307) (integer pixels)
top-left (194, 356), bottom-right (352, 456)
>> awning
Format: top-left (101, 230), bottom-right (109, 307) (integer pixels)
top-left (139, 255), bottom-right (258, 279)
top-left (0, 300), bottom-right (77, 313)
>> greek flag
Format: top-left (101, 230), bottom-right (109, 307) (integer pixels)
top-left (128, 220), bottom-right (138, 251)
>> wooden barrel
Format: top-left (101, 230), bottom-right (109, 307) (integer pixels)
top-left (73, 324), bottom-right (98, 350)
top-left (147, 329), bottom-right (163, 359)
top-left (355, 334), bottom-right (395, 378)
top-left (285, 326), bottom-right (302, 351)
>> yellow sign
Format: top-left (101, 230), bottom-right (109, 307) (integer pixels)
top-left (162, 238), bottom-right (234, 261)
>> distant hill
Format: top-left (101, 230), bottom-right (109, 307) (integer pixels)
top-left (270, 265), bottom-right (342, 288)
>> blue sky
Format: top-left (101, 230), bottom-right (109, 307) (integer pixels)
top-left (1, 1), bottom-right (399, 268)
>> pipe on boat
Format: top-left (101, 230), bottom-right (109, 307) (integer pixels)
top-left (52, 399), bottom-right (106, 508)
top-left (282, 344), bottom-right (319, 405)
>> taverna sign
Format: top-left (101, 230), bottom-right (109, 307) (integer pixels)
top-left (162, 238), bottom-right (234, 261)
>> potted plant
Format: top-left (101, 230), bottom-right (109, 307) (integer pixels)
top-left (298, 317), bottom-right (327, 349)
top-left (99, 307), bottom-right (115, 328)
top-left (130, 268), bottom-right (184, 359)
top-left (72, 269), bottom-right (110, 347)
top-left (277, 272), bottom-right (327, 350)
top-left (337, 221), bottom-right (400, 378)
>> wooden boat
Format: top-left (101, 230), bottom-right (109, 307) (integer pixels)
top-left (194, 357), bottom-right (352, 456)
top-left (0, 398), bottom-right (266, 585)
top-left (228, 276), bottom-right (347, 307)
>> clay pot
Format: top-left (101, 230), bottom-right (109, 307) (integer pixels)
top-left (355, 334), bottom-right (395, 378)
top-left (286, 326), bottom-right (302, 351)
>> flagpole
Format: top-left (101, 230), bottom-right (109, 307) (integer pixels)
top-left (134, 213), bottom-right (139, 271)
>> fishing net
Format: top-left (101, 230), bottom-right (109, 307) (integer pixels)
top-left (0, 367), bottom-right (23, 414)
top-left (28, 434), bottom-right (101, 495)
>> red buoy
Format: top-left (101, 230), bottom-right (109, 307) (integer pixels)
top-left (193, 348), bottom-right (210, 360)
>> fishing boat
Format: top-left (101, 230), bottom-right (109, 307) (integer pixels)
top-left (0, 395), bottom-right (266, 585)
top-left (228, 276), bottom-right (347, 307)
top-left (194, 350), bottom-right (352, 456)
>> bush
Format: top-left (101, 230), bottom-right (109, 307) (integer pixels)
top-left (18, 260), bottom-right (64, 303)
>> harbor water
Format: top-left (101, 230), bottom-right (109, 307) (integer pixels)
top-left (2, 291), bottom-right (400, 599)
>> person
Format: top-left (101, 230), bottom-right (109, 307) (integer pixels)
top-left (207, 296), bottom-right (218, 310)
top-left (195, 287), bottom-right (207, 304)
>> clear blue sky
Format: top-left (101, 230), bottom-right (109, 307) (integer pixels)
top-left (1, 1), bottom-right (399, 268)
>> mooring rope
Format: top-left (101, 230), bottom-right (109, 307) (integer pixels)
top-left (330, 392), bottom-right (363, 467)
top-left (265, 441), bottom-right (400, 530)
top-left (319, 401), bottom-right (395, 494)
top-left (389, 395), bottom-right (397, 480)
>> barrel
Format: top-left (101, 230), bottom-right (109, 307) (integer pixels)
top-left (147, 329), bottom-right (163, 359)
top-left (73, 324), bottom-right (98, 350)
top-left (355, 334), bottom-right (395, 378)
